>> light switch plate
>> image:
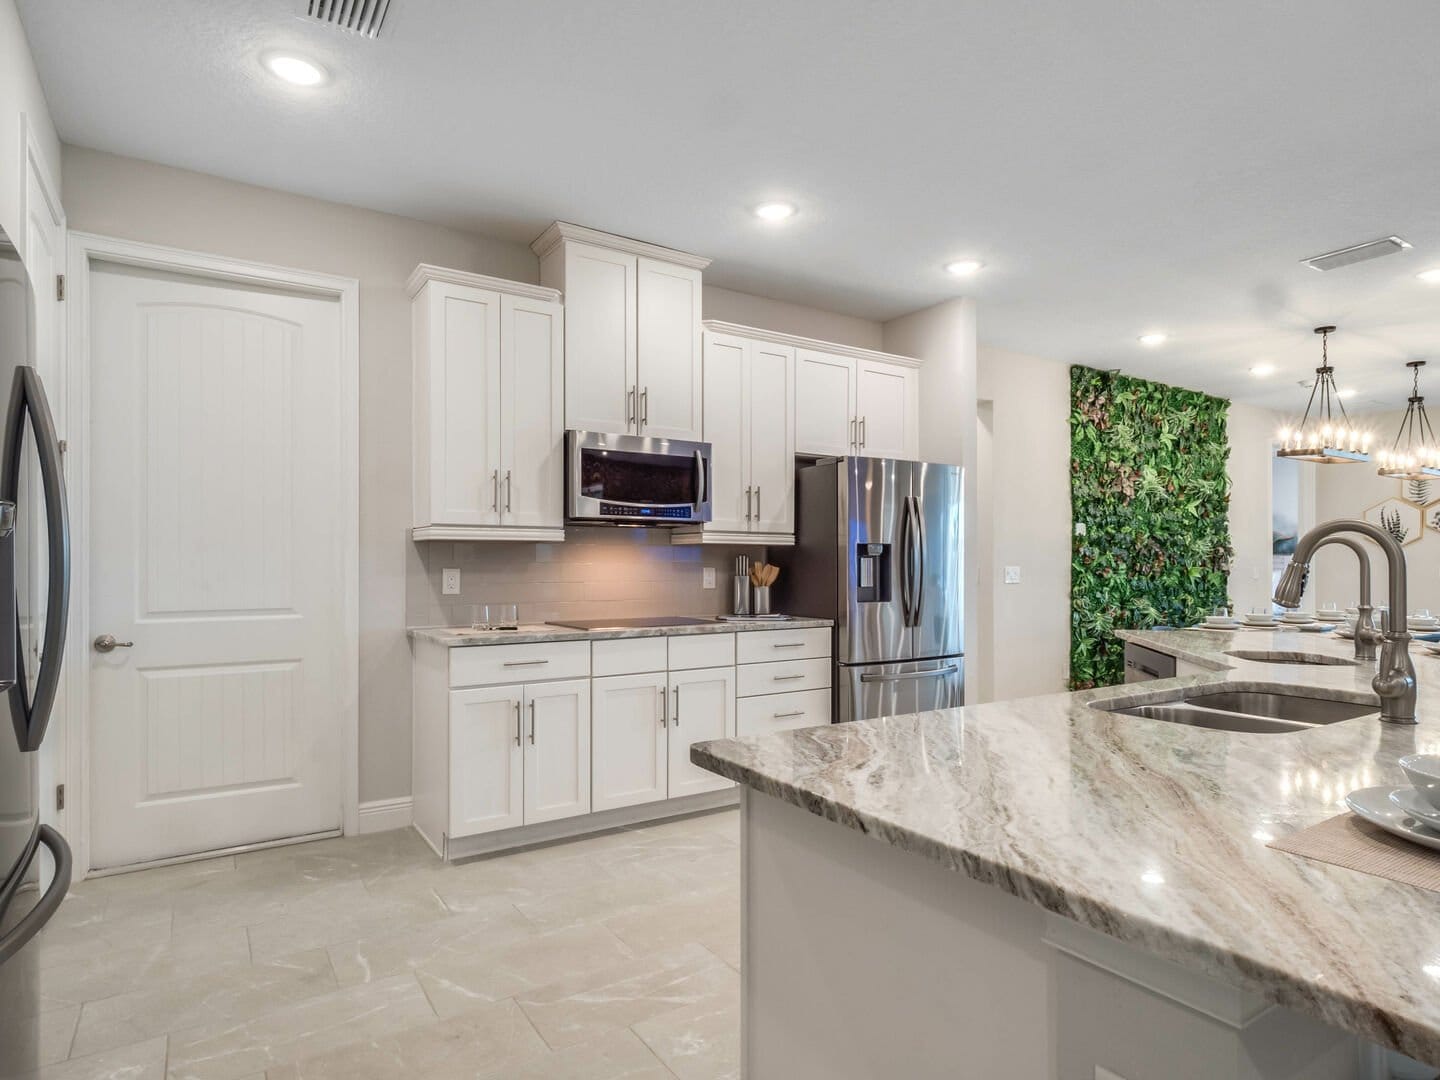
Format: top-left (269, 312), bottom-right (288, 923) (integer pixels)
top-left (702, 567), bottom-right (717, 589)
top-left (1003, 565), bottom-right (1022, 584)
top-left (441, 568), bottom-right (461, 596)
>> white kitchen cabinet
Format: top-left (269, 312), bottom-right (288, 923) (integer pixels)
top-left (534, 223), bottom-right (709, 440)
top-left (449, 685), bottom-right (525, 837)
top-left (522, 679), bottom-right (592, 825)
top-left (592, 672), bottom-right (669, 812)
top-left (855, 358), bottom-right (916, 459)
top-left (678, 329), bottom-right (795, 544)
top-left (409, 266), bottom-right (565, 541)
top-left (668, 666), bottom-right (736, 798)
top-left (796, 349), bottom-right (858, 457)
top-left (795, 345), bottom-right (920, 460)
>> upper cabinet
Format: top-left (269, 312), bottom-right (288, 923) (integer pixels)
top-left (410, 265), bottom-right (565, 542)
top-left (533, 223), bottom-right (708, 441)
top-left (796, 347), bottom-right (920, 459)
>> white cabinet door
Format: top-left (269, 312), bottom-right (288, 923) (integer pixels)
top-left (501, 293), bottom-right (564, 530)
top-left (523, 679), bottom-right (592, 824)
top-left (636, 256), bottom-right (703, 440)
top-left (421, 283), bottom-right (502, 526)
top-left (450, 685), bottom-right (524, 837)
top-left (591, 673), bottom-right (668, 812)
top-left (668, 667), bottom-right (736, 798)
top-left (563, 243), bottom-right (637, 434)
top-left (747, 341), bottom-right (796, 534)
top-left (702, 331), bottom-right (749, 533)
top-left (796, 349), bottom-right (856, 457)
top-left (856, 360), bottom-right (917, 459)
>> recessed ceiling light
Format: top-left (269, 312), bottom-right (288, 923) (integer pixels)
top-left (1138, 333), bottom-right (1168, 347)
top-left (944, 259), bottom-right (984, 277)
top-left (1418, 268), bottom-right (1440, 284)
top-left (1250, 363), bottom-right (1276, 377)
top-left (753, 202), bottom-right (796, 223)
top-left (263, 53), bottom-right (328, 87)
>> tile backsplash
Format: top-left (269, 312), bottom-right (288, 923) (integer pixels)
top-left (410, 527), bottom-right (764, 628)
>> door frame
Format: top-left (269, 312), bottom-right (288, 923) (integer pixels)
top-left (64, 231), bottom-right (361, 877)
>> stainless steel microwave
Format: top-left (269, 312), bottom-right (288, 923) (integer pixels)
top-left (566, 430), bottom-right (712, 526)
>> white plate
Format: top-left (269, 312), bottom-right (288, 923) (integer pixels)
top-left (1345, 787), bottom-right (1440, 852)
top-left (1334, 629), bottom-right (1355, 640)
top-left (1424, 645), bottom-right (1440, 657)
top-left (1388, 787), bottom-right (1440, 830)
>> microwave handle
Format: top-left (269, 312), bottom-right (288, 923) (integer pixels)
top-left (694, 450), bottom-right (708, 502)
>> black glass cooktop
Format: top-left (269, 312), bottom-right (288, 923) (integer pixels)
top-left (548, 616), bottom-right (715, 630)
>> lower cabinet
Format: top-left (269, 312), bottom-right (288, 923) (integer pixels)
top-left (592, 666), bottom-right (735, 811)
top-left (450, 678), bottom-right (591, 839)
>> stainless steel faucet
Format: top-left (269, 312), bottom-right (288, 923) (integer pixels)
top-left (1274, 519), bottom-right (1416, 724)
top-left (1311, 536), bottom-right (1382, 662)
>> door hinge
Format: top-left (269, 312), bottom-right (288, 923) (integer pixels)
top-left (55, 783), bottom-right (65, 811)
top-left (56, 274), bottom-right (65, 302)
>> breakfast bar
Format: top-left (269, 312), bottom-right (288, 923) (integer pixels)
top-left (693, 628), bottom-right (1440, 1079)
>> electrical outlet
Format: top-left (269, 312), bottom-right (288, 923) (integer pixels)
top-left (441, 568), bottom-right (461, 596)
top-left (702, 567), bottom-right (717, 589)
top-left (1003, 565), bottom-right (1021, 584)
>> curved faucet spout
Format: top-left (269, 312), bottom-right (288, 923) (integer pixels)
top-left (1311, 536), bottom-right (1380, 662)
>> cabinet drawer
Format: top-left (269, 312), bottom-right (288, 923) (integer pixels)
top-left (736, 657), bottom-right (831, 698)
top-left (669, 633), bottom-right (735, 670)
top-left (592, 637), bottom-right (668, 677)
top-left (737, 688), bottom-right (832, 736)
top-left (736, 627), bottom-right (831, 664)
top-left (449, 641), bottom-right (591, 688)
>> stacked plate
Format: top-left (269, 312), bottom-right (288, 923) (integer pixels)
top-left (1242, 612), bottom-right (1278, 628)
top-left (1347, 756), bottom-right (1440, 851)
top-left (1280, 610), bottom-right (1317, 626)
top-left (1201, 613), bottom-right (1240, 629)
top-left (1408, 613), bottom-right (1440, 633)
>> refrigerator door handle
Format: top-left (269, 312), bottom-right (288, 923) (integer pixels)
top-left (896, 496), bottom-right (912, 627)
top-left (1, 367), bottom-right (70, 753)
top-left (859, 665), bottom-right (960, 683)
top-left (910, 495), bottom-right (927, 629)
top-left (0, 825), bottom-right (72, 964)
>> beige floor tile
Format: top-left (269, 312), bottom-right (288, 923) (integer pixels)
top-left (167, 973), bottom-right (436, 1080)
top-left (472, 1028), bottom-right (673, 1080)
top-left (602, 883), bottom-right (739, 962)
top-left (0, 1005), bottom-right (80, 1070)
top-left (416, 924), bottom-right (637, 1020)
top-left (509, 866), bottom-right (689, 932)
top-left (70, 949), bottom-right (336, 1059)
top-left (37, 926), bottom-right (253, 1009)
top-left (517, 942), bottom-right (735, 1050)
top-left (242, 887), bottom-right (451, 964)
top-left (29, 904), bottom-right (173, 971)
top-left (264, 998), bottom-right (547, 1079)
top-left (0, 1035), bottom-right (167, 1080)
top-left (633, 981), bottom-right (741, 1080)
top-left (325, 900), bottom-right (537, 987)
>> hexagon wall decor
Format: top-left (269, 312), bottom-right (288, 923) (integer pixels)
top-left (1365, 497), bottom-right (1423, 547)
top-left (1400, 477), bottom-right (1440, 509)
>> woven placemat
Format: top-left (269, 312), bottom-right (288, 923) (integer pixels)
top-left (1268, 813), bottom-right (1440, 892)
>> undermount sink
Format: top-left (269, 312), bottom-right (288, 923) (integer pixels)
top-left (1224, 650), bottom-right (1357, 667)
top-left (1099, 689), bottom-right (1378, 734)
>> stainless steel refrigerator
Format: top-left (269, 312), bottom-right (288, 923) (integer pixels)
top-left (0, 227), bottom-right (72, 1075)
top-left (774, 457), bottom-right (963, 724)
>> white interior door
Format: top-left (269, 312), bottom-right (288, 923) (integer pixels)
top-left (701, 332), bottom-right (748, 533)
top-left (500, 293), bottom-right (563, 530)
top-left (635, 257), bottom-right (702, 440)
top-left (796, 350), bottom-right (856, 457)
top-left (89, 262), bottom-right (348, 869)
top-left (522, 678), bottom-right (590, 824)
top-left (668, 667), bottom-right (735, 798)
top-left (747, 341), bottom-right (796, 534)
top-left (856, 361), bottom-right (916, 459)
top-left (449, 685), bottom-right (523, 838)
top-left (590, 672), bottom-right (667, 812)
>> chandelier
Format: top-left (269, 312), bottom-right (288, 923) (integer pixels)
top-left (1375, 361), bottom-right (1440, 478)
top-left (1276, 326), bottom-right (1370, 463)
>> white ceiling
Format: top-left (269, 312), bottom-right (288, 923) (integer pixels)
top-left (18, 0), bottom-right (1440, 412)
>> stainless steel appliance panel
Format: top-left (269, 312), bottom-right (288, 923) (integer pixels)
top-left (838, 657), bottom-right (965, 724)
top-left (841, 456), bottom-right (910, 665)
top-left (1123, 642), bottom-right (1176, 683)
top-left (565, 429), bottom-right (712, 526)
top-left (910, 461), bottom-right (963, 660)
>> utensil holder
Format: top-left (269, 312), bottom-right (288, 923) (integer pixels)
top-left (733, 575), bottom-right (752, 616)
top-left (753, 585), bottom-right (772, 616)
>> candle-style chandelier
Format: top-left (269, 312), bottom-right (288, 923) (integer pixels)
top-left (1375, 360), bottom-right (1440, 479)
top-left (1276, 326), bottom-right (1370, 463)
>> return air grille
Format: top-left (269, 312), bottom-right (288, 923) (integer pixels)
top-left (1301, 236), bottom-right (1411, 272)
top-left (305, 0), bottom-right (392, 38)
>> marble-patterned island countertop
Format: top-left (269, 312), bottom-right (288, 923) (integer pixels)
top-left (692, 627), bottom-right (1440, 1064)
top-left (409, 616), bottom-right (833, 647)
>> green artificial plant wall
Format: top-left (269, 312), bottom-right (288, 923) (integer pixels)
top-left (1070, 366), bottom-right (1233, 689)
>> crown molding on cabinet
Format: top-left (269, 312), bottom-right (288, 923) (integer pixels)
top-left (406, 264), bottom-right (562, 303)
top-left (701, 320), bottom-right (923, 369)
top-left (529, 221), bottom-right (713, 271)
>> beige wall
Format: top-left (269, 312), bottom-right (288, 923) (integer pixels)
top-left (0, 0), bottom-right (61, 249)
top-left (1227, 403), bottom-right (1284, 615)
top-left (703, 284), bottom-right (882, 351)
top-left (975, 346), bottom-right (1071, 700)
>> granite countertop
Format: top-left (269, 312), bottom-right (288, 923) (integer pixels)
top-left (410, 616), bottom-right (833, 647)
top-left (692, 627), bottom-right (1440, 1063)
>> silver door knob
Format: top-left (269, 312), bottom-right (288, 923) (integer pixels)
top-left (93, 634), bottom-right (134, 653)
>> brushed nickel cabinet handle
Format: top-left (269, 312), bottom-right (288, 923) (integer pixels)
top-left (528, 699), bottom-right (536, 744)
top-left (773, 673), bottom-right (805, 682)
top-left (745, 486), bottom-right (752, 522)
top-left (859, 416), bottom-right (867, 449)
top-left (505, 470), bottom-right (512, 512)
top-left (513, 700), bottom-right (521, 746)
top-left (773, 710), bottom-right (806, 719)
top-left (491, 469), bottom-right (499, 511)
top-left (659, 684), bottom-right (668, 727)
top-left (626, 387), bottom-right (635, 427)
top-left (672, 685), bottom-right (680, 725)
top-left (849, 416), bottom-right (857, 448)
top-left (503, 658), bottom-right (550, 667)
top-left (772, 642), bottom-right (805, 649)
top-left (754, 485), bottom-right (761, 521)
top-left (641, 386), bottom-right (649, 426)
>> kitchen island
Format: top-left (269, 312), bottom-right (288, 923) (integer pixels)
top-left (692, 628), bottom-right (1440, 1079)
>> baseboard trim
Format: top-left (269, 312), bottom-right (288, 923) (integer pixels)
top-left (357, 796), bottom-right (414, 835)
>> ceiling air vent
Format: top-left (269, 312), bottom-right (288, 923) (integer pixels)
top-left (1301, 236), bottom-right (1411, 272)
top-left (305, 0), bottom-right (392, 38)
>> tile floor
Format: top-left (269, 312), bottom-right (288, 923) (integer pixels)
top-left (19, 810), bottom-right (742, 1080)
